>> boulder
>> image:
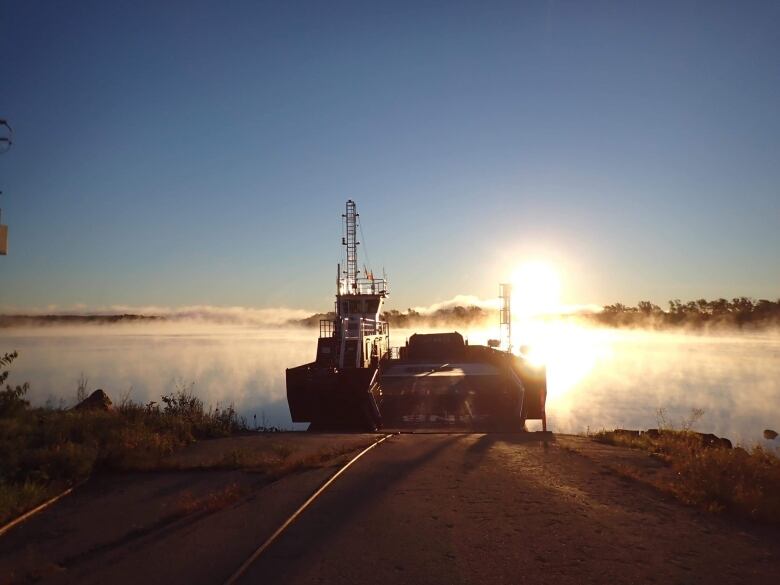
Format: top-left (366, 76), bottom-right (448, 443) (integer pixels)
top-left (699, 433), bottom-right (719, 447)
top-left (74, 389), bottom-right (113, 411)
top-left (614, 429), bottom-right (640, 437)
top-left (764, 429), bottom-right (778, 440)
top-left (696, 432), bottom-right (732, 449)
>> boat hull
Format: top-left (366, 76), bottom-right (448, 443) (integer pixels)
top-left (286, 333), bottom-right (547, 432)
top-left (377, 361), bottom-right (523, 430)
top-left (286, 364), bottom-right (381, 430)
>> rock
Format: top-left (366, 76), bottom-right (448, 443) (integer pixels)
top-left (699, 433), bottom-right (719, 447)
top-left (696, 432), bottom-right (732, 449)
top-left (74, 389), bottom-right (113, 411)
top-left (764, 429), bottom-right (778, 440)
top-left (614, 429), bottom-right (640, 437)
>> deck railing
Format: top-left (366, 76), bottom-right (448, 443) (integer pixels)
top-left (319, 317), bottom-right (389, 339)
top-left (338, 278), bottom-right (389, 296)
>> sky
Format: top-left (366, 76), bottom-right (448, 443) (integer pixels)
top-left (0, 0), bottom-right (778, 314)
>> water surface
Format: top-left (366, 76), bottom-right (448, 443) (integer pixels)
top-left (3, 322), bottom-right (779, 445)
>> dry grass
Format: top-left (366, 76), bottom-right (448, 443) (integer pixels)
top-left (0, 386), bottom-right (249, 524)
top-left (594, 429), bottom-right (780, 523)
top-left (271, 443), bottom-right (371, 476)
top-left (0, 480), bottom-right (53, 525)
top-left (170, 441), bottom-right (374, 477)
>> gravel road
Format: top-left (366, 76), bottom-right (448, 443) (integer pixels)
top-left (2, 432), bottom-right (779, 584)
top-left (238, 433), bottom-right (780, 585)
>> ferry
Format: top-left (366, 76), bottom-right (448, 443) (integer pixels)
top-left (286, 200), bottom-right (547, 431)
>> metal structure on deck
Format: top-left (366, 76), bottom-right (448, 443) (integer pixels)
top-left (342, 200), bottom-right (359, 291)
top-left (499, 283), bottom-right (512, 353)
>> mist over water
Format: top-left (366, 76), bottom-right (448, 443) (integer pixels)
top-left (2, 322), bottom-right (779, 445)
top-left (3, 324), bottom-right (312, 430)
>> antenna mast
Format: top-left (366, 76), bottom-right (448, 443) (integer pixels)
top-left (499, 283), bottom-right (512, 352)
top-left (342, 200), bottom-right (359, 292)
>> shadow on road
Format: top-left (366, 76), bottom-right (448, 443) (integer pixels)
top-left (462, 432), bottom-right (555, 473)
top-left (252, 433), bottom-right (469, 581)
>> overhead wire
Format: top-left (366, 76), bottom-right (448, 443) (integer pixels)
top-left (358, 213), bottom-right (373, 277)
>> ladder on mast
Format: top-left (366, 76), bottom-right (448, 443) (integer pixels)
top-left (342, 200), bottom-right (359, 291)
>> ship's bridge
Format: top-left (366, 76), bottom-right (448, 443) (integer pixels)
top-left (314, 277), bottom-right (390, 369)
top-left (335, 275), bottom-right (388, 334)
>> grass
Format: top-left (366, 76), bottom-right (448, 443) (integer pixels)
top-left (0, 480), bottom-right (50, 523)
top-left (0, 383), bottom-right (249, 524)
top-left (593, 427), bottom-right (780, 523)
top-left (271, 443), bottom-right (375, 477)
top-left (186, 441), bottom-right (373, 477)
top-left (0, 374), bottom-right (371, 525)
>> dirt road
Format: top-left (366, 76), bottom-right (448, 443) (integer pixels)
top-left (2, 433), bottom-right (779, 584)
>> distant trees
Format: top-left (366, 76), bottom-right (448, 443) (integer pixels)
top-left (595, 297), bottom-right (780, 328)
top-left (294, 297), bottom-right (780, 330)
top-left (638, 301), bottom-right (662, 315)
top-left (381, 306), bottom-right (486, 328)
top-left (294, 306), bottom-right (491, 329)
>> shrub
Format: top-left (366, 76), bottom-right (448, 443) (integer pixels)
top-left (0, 375), bottom-right (248, 523)
top-left (0, 352), bottom-right (30, 418)
top-left (595, 426), bottom-right (780, 523)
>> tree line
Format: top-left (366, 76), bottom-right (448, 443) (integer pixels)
top-left (296, 305), bottom-right (489, 329)
top-left (594, 297), bottom-right (780, 328)
top-left (297, 297), bottom-right (780, 330)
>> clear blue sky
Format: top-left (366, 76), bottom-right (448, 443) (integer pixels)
top-left (1, 0), bottom-right (778, 313)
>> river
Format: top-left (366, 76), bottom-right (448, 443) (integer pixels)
top-left (3, 321), bottom-right (779, 446)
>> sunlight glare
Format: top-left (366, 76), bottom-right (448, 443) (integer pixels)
top-left (510, 261), bottom-right (561, 318)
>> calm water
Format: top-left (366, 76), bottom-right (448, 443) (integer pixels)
top-left (3, 322), bottom-right (779, 446)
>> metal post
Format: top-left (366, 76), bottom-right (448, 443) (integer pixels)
top-left (499, 283), bottom-right (512, 353)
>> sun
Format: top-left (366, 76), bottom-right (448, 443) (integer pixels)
top-left (510, 261), bottom-right (561, 318)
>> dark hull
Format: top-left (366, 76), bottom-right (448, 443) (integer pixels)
top-left (286, 365), bottom-right (381, 430)
top-left (377, 372), bottom-right (523, 430)
top-left (286, 333), bottom-right (547, 432)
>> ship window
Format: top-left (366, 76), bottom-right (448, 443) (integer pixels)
top-left (365, 299), bottom-right (379, 313)
top-left (341, 302), bottom-right (348, 314)
top-left (348, 300), bottom-right (361, 313)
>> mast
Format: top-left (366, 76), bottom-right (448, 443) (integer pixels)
top-left (342, 200), bottom-right (359, 292)
top-left (499, 283), bottom-right (512, 353)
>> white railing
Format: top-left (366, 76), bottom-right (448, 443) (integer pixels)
top-left (341, 317), bottom-right (388, 339)
top-left (338, 277), bottom-right (389, 296)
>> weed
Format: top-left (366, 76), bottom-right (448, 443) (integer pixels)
top-left (76, 373), bottom-right (89, 405)
top-left (0, 480), bottom-right (51, 524)
top-left (595, 425), bottom-right (780, 523)
top-left (656, 407), bottom-right (705, 433)
top-left (0, 365), bottom-right (249, 523)
top-left (0, 352), bottom-right (30, 417)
